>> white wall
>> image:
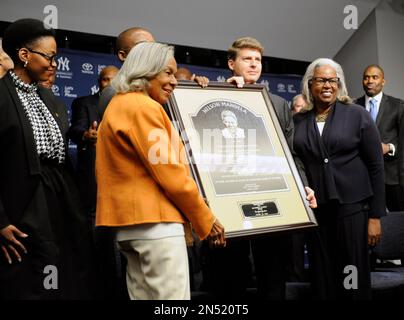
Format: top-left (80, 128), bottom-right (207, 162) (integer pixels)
top-left (335, 1), bottom-right (404, 100)
top-left (376, 7), bottom-right (404, 100)
top-left (0, 0), bottom-right (378, 62)
top-left (334, 10), bottom-right (379, 100)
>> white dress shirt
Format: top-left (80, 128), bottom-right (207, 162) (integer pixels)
top-left (365, 91), bottom-right (383, 117)
top-left (364, 91), bottom-right (395, 156)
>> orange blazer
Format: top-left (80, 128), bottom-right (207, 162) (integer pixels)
top-left (95, 92), bottom-right (215, 240)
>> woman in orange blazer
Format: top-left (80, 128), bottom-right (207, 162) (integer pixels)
top-left (96, 42), bottom-right (225, 300)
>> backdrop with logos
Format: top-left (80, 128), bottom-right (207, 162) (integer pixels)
top-left (53, 48), bottom-right (121, 119)
top-left (52, 48), bottom-right (302, 164)
top-left (54, 48), bottom-right (302, 117)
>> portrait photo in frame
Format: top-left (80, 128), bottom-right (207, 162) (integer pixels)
top-left (167, 81), bottom-right (317, 238)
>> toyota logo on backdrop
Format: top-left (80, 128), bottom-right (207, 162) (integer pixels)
top-left (81, 62), bottom-right (94, 74)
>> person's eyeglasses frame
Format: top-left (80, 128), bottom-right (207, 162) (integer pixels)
top-left (26, 48), bottom-right (57, 65)
top-left (310, 77), bottom-right (340, 87)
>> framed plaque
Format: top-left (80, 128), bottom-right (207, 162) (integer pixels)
top-left (167, 81), bottom-right (317, 238)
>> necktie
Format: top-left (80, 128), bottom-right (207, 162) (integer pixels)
top-left (369, 99), bottom-right (377, 122)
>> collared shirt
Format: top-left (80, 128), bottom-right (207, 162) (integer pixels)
top-left (365, 91), bottom-right (383, 118)
top-left (10, 71), bottom-right (65, 164)
top-left (365, 91), bottom-right (395, 156)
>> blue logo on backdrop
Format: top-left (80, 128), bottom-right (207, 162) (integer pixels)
top-left (51, 85), bottom-right (60, 96)
top-left (81, 62), bottom-right (94, 74)
top-left (58, 56), bottom-right (70, 71)
top-left (97, 64), bottom-right (107, 75)
top-left (63, 86), bottom-right (77, 98)
top-left (91, 85), bottom-right (99, 95)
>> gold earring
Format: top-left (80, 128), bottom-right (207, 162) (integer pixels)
top-left (24, 60), bottom-right (28, 68)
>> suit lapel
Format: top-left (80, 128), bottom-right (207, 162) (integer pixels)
top-left (318, 102), bottom-right (338, 156)
top-left (356, 95), bottom-right (385, 126)
top-left (4, 74), bottom-right (41, 175)
top-left (376, 94), bottom-right (388, 127)
top-left (307, 110), bottom-right (329, 160)
top-left (90, 94), bottom-right (101, 124)
top-left (355, 96), bottom-right (366, 108)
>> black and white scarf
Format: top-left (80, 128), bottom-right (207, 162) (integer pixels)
top-left (10, 71), bottom-right (65, 164)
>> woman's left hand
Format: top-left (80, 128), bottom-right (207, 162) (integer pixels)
top-left (304, 186), bottom-right (317, 209)
top-left (207, 218), bottom-right (226, 248)
top-left (368, 218), bottom-right (381, 247)
top-left (0, 225), bottom-right (28, 264)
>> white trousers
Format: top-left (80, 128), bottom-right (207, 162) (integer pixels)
top-left (118, 236), bottom-right (190, 300)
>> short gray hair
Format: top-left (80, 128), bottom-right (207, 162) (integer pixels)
top-left (111, 42), bottom-right (174, 93)
top-left (292, 94), bottom-right (305, 106)
top-left (301, 58), bottom-right (352, 111)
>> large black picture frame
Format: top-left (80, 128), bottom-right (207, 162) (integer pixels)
top-left (167, 81), bottom-right (317, 238)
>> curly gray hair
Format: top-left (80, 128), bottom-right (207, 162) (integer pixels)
top-left (111, 42), bottom-right (174, 93)
top-left (301, 58), bottom-right (352, 111)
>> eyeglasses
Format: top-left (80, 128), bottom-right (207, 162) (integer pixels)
top-left (311, 77), bottom-right (340, 86)
top-left (27, 48), bottom-right (58, 64)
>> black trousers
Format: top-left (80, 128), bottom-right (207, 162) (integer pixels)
top-left (385, 184), bottom-right (404, 212)
top-left (201, 235), bottom-right (290, 300)
top-left (285, 232), bottom-right (307, 282)
top-left (201, 239), bottom-right (252, 298)
top-left (0, 163), bottom-right (96, 300)
top-left (251, 235), bottom-right (290, 300)
top-left (307, 201), bottom-right (371, 300)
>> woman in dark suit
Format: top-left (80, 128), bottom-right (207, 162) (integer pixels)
top-left (0, 18), bottom-right (94, 299)
top-left (293, 58), bottom-right (385, 300)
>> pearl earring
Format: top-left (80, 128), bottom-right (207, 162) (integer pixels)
top-left (24, 60), bottom-right (28, 68)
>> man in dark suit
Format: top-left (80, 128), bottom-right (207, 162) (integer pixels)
top-left (98, 27), bottom-right (208, 117)
top-left (355, 65), bottom-right (404, 211)
top-left (98, 27), bottom-right (155, 118)
top-left (202, 37), bottom-right (316, 300)
top-left (68, 65), bottom-right (121, 299)
top-left (69, 65), bottom-right (118, 217)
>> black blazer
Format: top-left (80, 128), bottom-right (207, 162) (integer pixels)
top-left (0, 73), bottom-right (70, 229)
top-left (355, 94), bottom-right (404, 188)
top-left (293, 101), bottom-right (385, 217)
top-left (269, 93), bottom-right (293, 148)
top-left (68, 94), bottom-right (101, 211)
top-left (68, 94), bottom-right (100, 148)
